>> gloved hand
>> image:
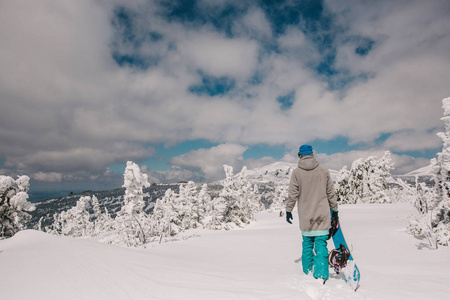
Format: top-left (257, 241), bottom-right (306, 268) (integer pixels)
top-left (328, 210), bottom-right (339, 240)
top-left (331, 210), bottom-right (339, 221)
top-left (286, 211), bottom-right (293, 224)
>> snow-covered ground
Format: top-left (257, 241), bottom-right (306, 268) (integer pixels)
top-left (1, 203), bottom-right (449, 300)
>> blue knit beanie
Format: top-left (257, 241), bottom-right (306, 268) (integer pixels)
top-left (298, 144), bottom-right (313, 156)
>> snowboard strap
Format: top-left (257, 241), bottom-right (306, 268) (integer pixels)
top-left (328, 244), bottom-right (350, 274)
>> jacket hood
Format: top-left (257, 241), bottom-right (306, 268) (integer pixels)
top-left (298, 154), bottom-right (319, 171)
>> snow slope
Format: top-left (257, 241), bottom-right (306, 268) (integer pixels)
top-left (1, 203), bottom-right (449, 300)
top-left (401, 164), bottom-right (433, 177)
top-left (245, 161), bottom-right (339, 184)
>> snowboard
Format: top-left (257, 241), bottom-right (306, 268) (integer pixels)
top-left (331, 221), bottom-right (360, 291)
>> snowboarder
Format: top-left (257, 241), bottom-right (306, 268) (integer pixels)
top-left (286, 144), bottom-right (339, 282)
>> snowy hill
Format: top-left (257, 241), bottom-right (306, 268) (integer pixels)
top-left (2, 203), bottom-right (449, 299)
top-left (401, 164), bottom-right (433, 177)
top-left (246, 161), bottom-right (339, 184)
top-left (246, 161), bottom-right (296, 184)
top-left (395, 164), bottom-right (434, 187)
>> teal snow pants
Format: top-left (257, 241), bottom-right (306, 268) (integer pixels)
top-left (302, 235), bottom-right (329, 280)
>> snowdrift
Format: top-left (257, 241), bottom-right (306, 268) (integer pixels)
top-left (1, 203), bottom-right (449, 300)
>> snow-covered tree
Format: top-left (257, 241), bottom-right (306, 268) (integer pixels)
top-left (335, 151), bottom-right (394, 204)
top-left (152, 188), bottom-right (180, 238)
top-left (48, 195), bottom-right (117, 239)
top-left (49, 196), bottom-right (94, 237)
top-left (206, 196), bottom-right (228, 230)
top-left (114, 161), bottom-right (152, 246)
top-left (152, 181), bottom-right (210, 239)
top-left (198, 183), bottom-right (212, 219)
top-left (179, 181), bottom-right (206, 229)
top-left (270, 183), bottom-right (289, 212)
top-left (235, 167), bottom-right (263, 213)
top-left (175, 181), bottom-right (196, 230)
top-left (334, 166), bottom-right (351, 203)
top-left (122, 161), bottom-right (151, 215)
top-left (92, 195), bottom-right (101, 218)
top-left (0, 175), bottom-right (35, 238)
top-left (408, 177), bottom-right (438, 248)
top-left (220, 165), bottom-right (247, 228)
top-left (206, 165), bottom-right (262, 230)
top-left (427, 97), bottom-right (450, 246)
top-left (90, 196), bottom-right (115, 236)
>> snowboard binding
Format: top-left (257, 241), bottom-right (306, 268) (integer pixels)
top-left (328, 244), bottom-right (350, 274)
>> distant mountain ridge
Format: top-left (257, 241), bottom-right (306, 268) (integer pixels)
top-left (245, 161), bottom-right (339, 184)
top-left (28, 161), bottom-right (432, 230)
top-left (245, 161), bottom-right (295, 184)
top-left (29, 184), bottom-right (182, 230)
top-left (401, 164), bottom-right (433, 177)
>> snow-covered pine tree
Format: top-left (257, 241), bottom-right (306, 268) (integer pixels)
top-left (152, 189), bottom-right (169, 239)
top-left (408, 177), bottom-right (438, 248)
top-left (206, 165), bottom-right (239, 229)
top-left (180, 181), bottom-right (207, 229)
top-left (176, 181), bottom-right (197, 230)
top-left (270, 183), bottom-right (289, 213)
top-left (220, 165), bottom-right (246, 228)
top-left (92, 195), bottom-right (101, 218)
top-left (0, 175), bottom-right (35, 238)
top-left (428, 97), bottom-right (450, 246)
top-left (165, 186), bottom-right (188, 234)
top-left (90, 195), bottom-right (115, 236)
top-left (198, 183), bottom-right (212, 221)
top-left (122, 161), bottom-right (151, 214)
top-left (115, 161), bottom-right (151, 246)
top-left (334, 166), bottom-right (351, 204)
top-left (49, 196), bottom-right (94, 237)
top-left (152, 188), bottom-right (181, 238)
top-left (206, 196), bottom-right (227, 230)
top-left (335, 151), bottom-right (394, 204)
top-left (206, 165), bottom-right (262, 230)
top-left (235, 167), bottom-right (263, 214)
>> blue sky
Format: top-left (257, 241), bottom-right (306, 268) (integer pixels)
top-left (1, 0), bottom-right (449, 197)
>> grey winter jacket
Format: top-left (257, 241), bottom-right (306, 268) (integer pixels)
top-left (286, 154), bottom-right (338, 235)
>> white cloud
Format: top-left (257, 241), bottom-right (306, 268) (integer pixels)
top-left (33, 172), bottom-right (63, 183)
top-left (4, 143), bottom-right (154, 175)
top-left (242, 156), bottom-right (278, 171)
top-left (170, 143), bottom-right (248, 181)
top-left (141, 164), bottom-right (202, 184)
top-left (382, 130), bottom-right (442, 152)
top-left (280, 153), bottom-right (298, 164)
top-left (0, 0), bottom-right (447, 187)
top-left (323, 0), bottom-right (450, 143)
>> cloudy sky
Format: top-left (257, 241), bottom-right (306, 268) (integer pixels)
top-left (1, 0), bottom-right (449, 196)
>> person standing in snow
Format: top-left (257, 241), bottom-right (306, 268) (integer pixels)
top-left (285, 145), bottom-right (338, 282)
